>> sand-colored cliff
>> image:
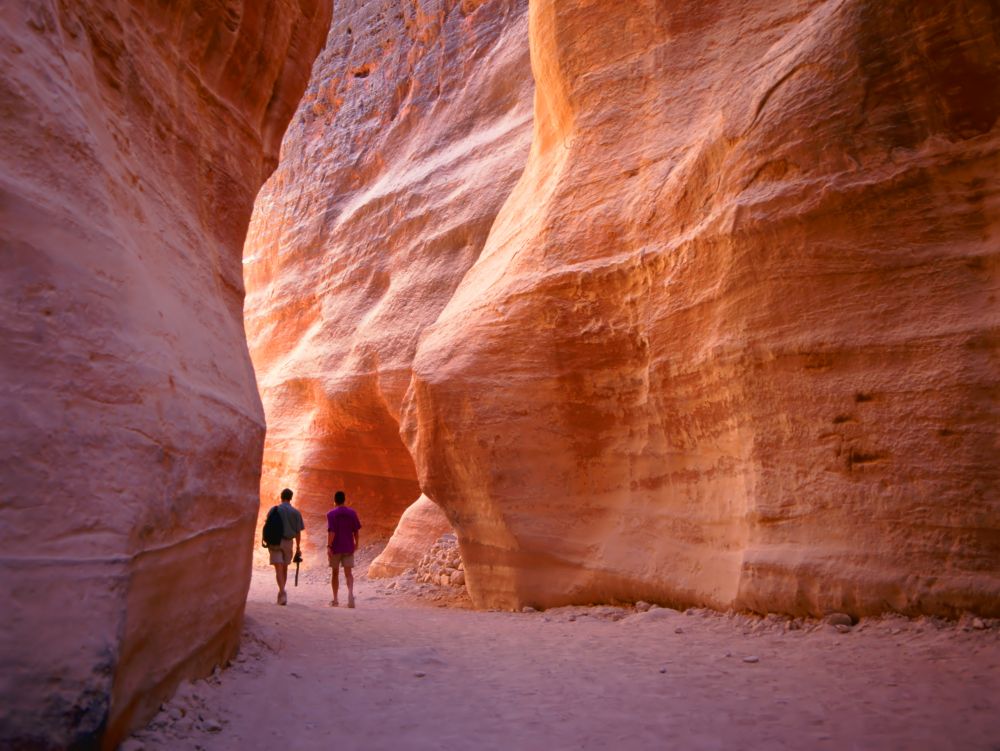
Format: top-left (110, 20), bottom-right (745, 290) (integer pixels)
top-left (244, 0), bottom-right (533, 544)
top-left (404, 0), bottom-right (1000, 614)
top-left (0, 1), bottom-right (329, 747)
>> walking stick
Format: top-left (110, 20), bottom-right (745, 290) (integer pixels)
top-left (293, 550), bottom-right (302, 587)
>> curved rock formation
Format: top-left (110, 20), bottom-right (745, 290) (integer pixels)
top-left (0, 1), bottom-right (329, 747)
top-left (244, 0), bottom-right (533, 544)
top-left (403, 0), bottom-right (1000, 615)
top-left (369, 494), bottom-right (454, 578)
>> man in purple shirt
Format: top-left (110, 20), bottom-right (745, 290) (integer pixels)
top-left (327, 490), bottom-right (362, 608)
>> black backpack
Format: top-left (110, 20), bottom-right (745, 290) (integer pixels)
top-left (262, 506), bottom-right (284, 547)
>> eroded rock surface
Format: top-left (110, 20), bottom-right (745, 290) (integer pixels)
top-left (0, 1), bottom-right (329, 747)
top-left (403, 1), bottom-right (1000, 614)
top-left (244, 0), bottom-right (533, 543)
top-left (369, 494), bottom-right (454, 578)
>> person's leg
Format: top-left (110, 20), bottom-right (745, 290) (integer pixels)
top-left (277, 539), bottom-right (292, 604)
top-left (345, 566), bottom-right (355, 608)
top-left (277, 563), bottom-right (288, 601)
top-left (330, 555), bottom-right (340, 605)
top-left (270, 543), bottom-right (284, 602)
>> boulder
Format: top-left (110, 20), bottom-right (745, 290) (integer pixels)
top-left (369, 495), bottom-right (454, 578)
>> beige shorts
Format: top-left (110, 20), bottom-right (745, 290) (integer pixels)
top-left (268, 538), bottom-right (293, 565)
top-left (328, 551), bottom-right (355, 569)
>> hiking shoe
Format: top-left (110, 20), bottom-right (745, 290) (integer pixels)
top-left (347, 596), bottom-right (356, 609)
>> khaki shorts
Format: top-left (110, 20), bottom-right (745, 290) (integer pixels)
top-left (328, 551), bottom-right (355, 569)
top-left (268, 538), bottom-right (293, 565)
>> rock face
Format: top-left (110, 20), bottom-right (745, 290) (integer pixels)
top-left (403, 0), bottom-right (1000, 615)
top-left (243, 0), bottom-right (533, 544)
top-left (369, 495), bottom-right (454, 578)
top-left (0, 2), bottom-right (329, 748)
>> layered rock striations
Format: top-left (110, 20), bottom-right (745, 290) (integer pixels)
top-left (404, 0), bottom-right (1000, 615)
top-left (244, 0), bottom-right (533, 542)
top-left (0, 1), bottom-right (329, 747)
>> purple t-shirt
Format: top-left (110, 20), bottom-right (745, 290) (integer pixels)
top-left (327, 506), bottom-right (361, 554)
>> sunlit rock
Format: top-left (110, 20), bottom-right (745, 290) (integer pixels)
top-left (244, 0), bottom-right (533, 543)
top-left (369, 495), bottom-right (454, 579)
top-left (403, 0), bottom-right (1000, 615)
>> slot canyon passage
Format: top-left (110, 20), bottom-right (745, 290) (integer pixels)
top-left (2, 0), bottom-right (1000, 750)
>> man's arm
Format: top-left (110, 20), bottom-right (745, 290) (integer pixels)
top-left (327, 529), bottom-right (334, 549)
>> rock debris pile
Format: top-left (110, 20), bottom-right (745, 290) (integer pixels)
top-left (415, 534), bottom-right (466, 590)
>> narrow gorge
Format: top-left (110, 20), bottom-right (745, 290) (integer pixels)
top-left (2, 0), bottom-right (998, 748)
top-left (248, 0), bottom-right (1000, 616)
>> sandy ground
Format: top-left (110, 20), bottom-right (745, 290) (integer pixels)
top-left (124, 548), bottom-right (1000, 751)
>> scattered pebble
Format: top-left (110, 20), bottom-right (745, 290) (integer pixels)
top-left (414, 671), bottom-right (426, 678)
top-left (200, 719), bottom-right (223, 733)
top-left (522, 606), bottom-right (537, 613)
top-left (674, 627), bottom-right (684, 634)
top-left (825, 613), bottom-right (854, 628)
top-left (743, 656), bottom-right (760, 664)
top-left (659, 667), bottom-right (667, 674)
top-left (834, 624), bottom-right (851, 634)
top-left (635, 601), bottom-right (652, 612)
top-left (173, 717), bottom-right (195, 735)
top-left (972, 618), bottom-right (986, 630)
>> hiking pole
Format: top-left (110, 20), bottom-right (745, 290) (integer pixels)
top-left (293, 550), bottom-right (302, 587)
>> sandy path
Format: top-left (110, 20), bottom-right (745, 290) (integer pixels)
top-left (126, 558), bottom-right (1000, 751)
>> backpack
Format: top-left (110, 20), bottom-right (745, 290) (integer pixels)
top-left (262, 506), bottom-right (284, 547)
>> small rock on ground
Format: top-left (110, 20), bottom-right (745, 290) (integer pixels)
top-left (825, 613), bottom-right (854, 627)
top-left (200, 719), bottom-right (223, 733)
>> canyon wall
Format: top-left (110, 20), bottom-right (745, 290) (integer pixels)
top-left (0, 1), bottom-right (329, 748)
top-left (403, 0), bottom-right (1000, 615)
top-left (244, 0), bottom-right (533, 543)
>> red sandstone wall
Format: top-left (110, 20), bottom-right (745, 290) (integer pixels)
top-left (0, 1), bottom-right (329, 747)
top-left (244, 0), bottom-right (533, 543)
top-left (403, 0), bottom-right (1000, 615)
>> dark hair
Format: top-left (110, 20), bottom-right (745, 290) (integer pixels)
top-left (280, 488), bottom-right (293, 502)
top-left (334, 490), bottom-right (346, 506)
